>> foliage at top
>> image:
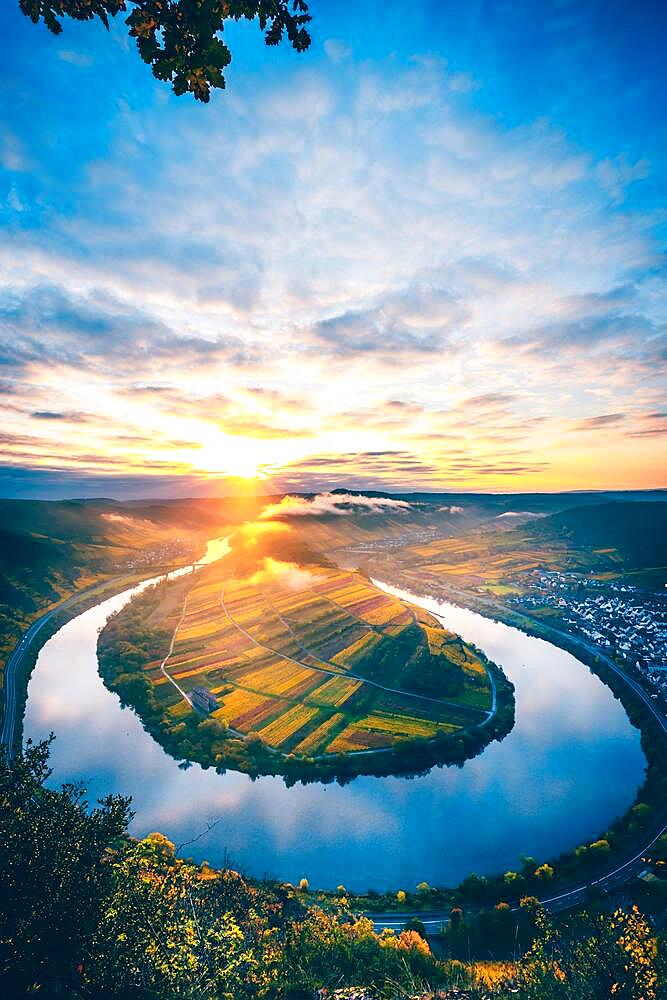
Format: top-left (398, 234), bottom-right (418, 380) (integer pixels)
top-left (18, 0), bottom-right (312, 101)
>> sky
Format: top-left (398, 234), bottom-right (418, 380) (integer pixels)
top-left (0, 0), bottom-right (666, 499)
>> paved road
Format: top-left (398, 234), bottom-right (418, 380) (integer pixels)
top-left (0, 579), bottom-right (128, 758)
top-left (368, 811), bottom-right (667, 933)
top-left (4, 568), bottom-right (665, 921)
top-left (365, 588), bottom-right (667, 934)
top-left (556, 628), bottom-right (667, 737)
top-left (409, 578), bottom-right (667, 738)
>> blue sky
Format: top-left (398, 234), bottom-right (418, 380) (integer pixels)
top-left (0, 0), bottom-right (665, 497)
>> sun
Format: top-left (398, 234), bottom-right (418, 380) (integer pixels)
top-left (196, 437), bottom-right (266, 479)
top-left (194, 430), bottom-right (300, 480)
top-left (189, 424), bottom-right (322, 481)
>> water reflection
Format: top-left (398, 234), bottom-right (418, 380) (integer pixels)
top-left (23, 574), bottom-right (645, 891)
top-left (196, 536), bottom-right (232, 566)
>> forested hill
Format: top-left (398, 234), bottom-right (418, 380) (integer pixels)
top-left (0, 497), bottom-right (268, 686)
top-left (527, 501), bottom-right (667, 570)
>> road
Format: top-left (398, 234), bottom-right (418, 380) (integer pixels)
top-left (403, 577), bottom-right (667, 738)
top-left (0, 579), bottom-right (130, 758)
top-left (159, 590), bottom-right (194, 706)
top-left (4, 566), bottom-right (665, 921)
top-left (364, 585), bottom-right (667, 933)
top-left (368, 813), bottom-right (667, 933)
top-left (554, 627), bottom-right (667, 737)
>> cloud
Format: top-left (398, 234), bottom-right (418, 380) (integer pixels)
top-left (248, 557), bottom-right (322, 591)
top-left (491, 283), bottom-right (666, 382)
top-left (30, 409), bottom-right (91, 422)
top-left (323, 39), bottom-right (351, 63)
top-left (496, 511), bottom-right (547, 519)
top-left (595, 154), bottom-right (650, 205)
top-left (1, 41), bottom-right (665, 494)
top-left (57, 50), bottom-right (94, 69)
top-left (309, 283), bottom-right (469, 361)
top-left (625, 411), bottom-right (667, 439)
top-left (0, 283), bottom-right (259, 377)
top-left (260, 492), bottom-right (413, 520)
top-left (571, 413), bottom-right (627, 432)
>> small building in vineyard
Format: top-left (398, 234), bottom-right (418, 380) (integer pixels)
top-left (190, 687), bottom-right (218, 714)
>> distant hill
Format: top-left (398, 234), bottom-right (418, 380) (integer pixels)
top-left (0, 496), bottom-right (268, 681)
top-left (527, 501), bottom-right (667, 570)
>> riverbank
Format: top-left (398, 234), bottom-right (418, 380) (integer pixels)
top-left (5, 736), bottom-right (661, 998)
top-left (345, 578), bottom-right (667, 921)
top-left (95, 562), bottom-right (516, 784)
top-left (19, 562), bottom-right (645, 893)
top-left (0, 564), bottom-right (197, 759)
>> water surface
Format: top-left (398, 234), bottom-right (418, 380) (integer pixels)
top-left (23, 568), bottom-right (645, 892)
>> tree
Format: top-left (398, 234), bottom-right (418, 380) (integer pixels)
top-left (518, 905), bottom-right (660, 999)
top-left (19, 0), bottom-right (312, 102)
top-left (0, 738), bottom-right (131, 994)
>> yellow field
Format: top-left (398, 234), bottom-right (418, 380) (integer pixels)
top-left (234, 658), bottom-right (318, 697)
top-left (151, 554), bottom-right (491, 759)
top-left (213, 688), bottom-right (265, 722)
top-left (259, 704), bottom-right (320, 747)
top-left (310, 674), bottom-right (362, 707)
top-left (327, 727), bottom-right (379, 753)
top-left (359, 712), bottom-right (439, 738)
top-left (361, 602), bottom-right (406, 626)
top-left (292, 713), bottom-right (346, 755)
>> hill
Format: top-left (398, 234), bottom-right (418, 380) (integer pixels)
top-left (527, 501), bottom-right (667, 571)
top-left (2, 738), bottom-right (663, 998)
top-left (97, 522), bottom-right (515, 781)
top-left (0, 497), bottom-right (269, 710)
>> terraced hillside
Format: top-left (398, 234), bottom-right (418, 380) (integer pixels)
top-left (98, 551), bottom-right (514, 780)
top-left (159, 562), bottom-right (492, 751)
top-left (369, 501), bottom-right (667, 600)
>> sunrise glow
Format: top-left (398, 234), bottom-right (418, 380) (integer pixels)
top-left (1, 4), bottom-right (665, 498)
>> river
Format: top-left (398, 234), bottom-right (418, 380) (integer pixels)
top-left (22, 547), bottom-right (646, 892)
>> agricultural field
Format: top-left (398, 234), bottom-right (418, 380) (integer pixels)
top-left (406, 534), bottom-right (569, 591)
top-left (144, 558), bottom-right (494, 759)
top-left (377, 501), bottom-right (667, 599)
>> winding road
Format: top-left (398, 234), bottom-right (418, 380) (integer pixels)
top-left (399, 579), bottom-right (667, 738)
top-left (1, 578), bottom-right (129, 758)
top-left (3, 569), bottom-right (665, 924)
top-left (220, 588), bottom-right (491, 723)
top-left (369, 814), bottom-right (667, 932)
top-left (365, 587), bottom-right (667, 932)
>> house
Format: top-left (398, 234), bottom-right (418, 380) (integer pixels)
top-left (190, 687), bottom-right (218, 714)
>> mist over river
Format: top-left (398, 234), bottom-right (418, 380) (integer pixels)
top-left (23, 557), bottom-right (645, 892)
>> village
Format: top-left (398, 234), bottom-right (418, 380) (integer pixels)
top-left (509, 572), bottom-right (667, 705)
